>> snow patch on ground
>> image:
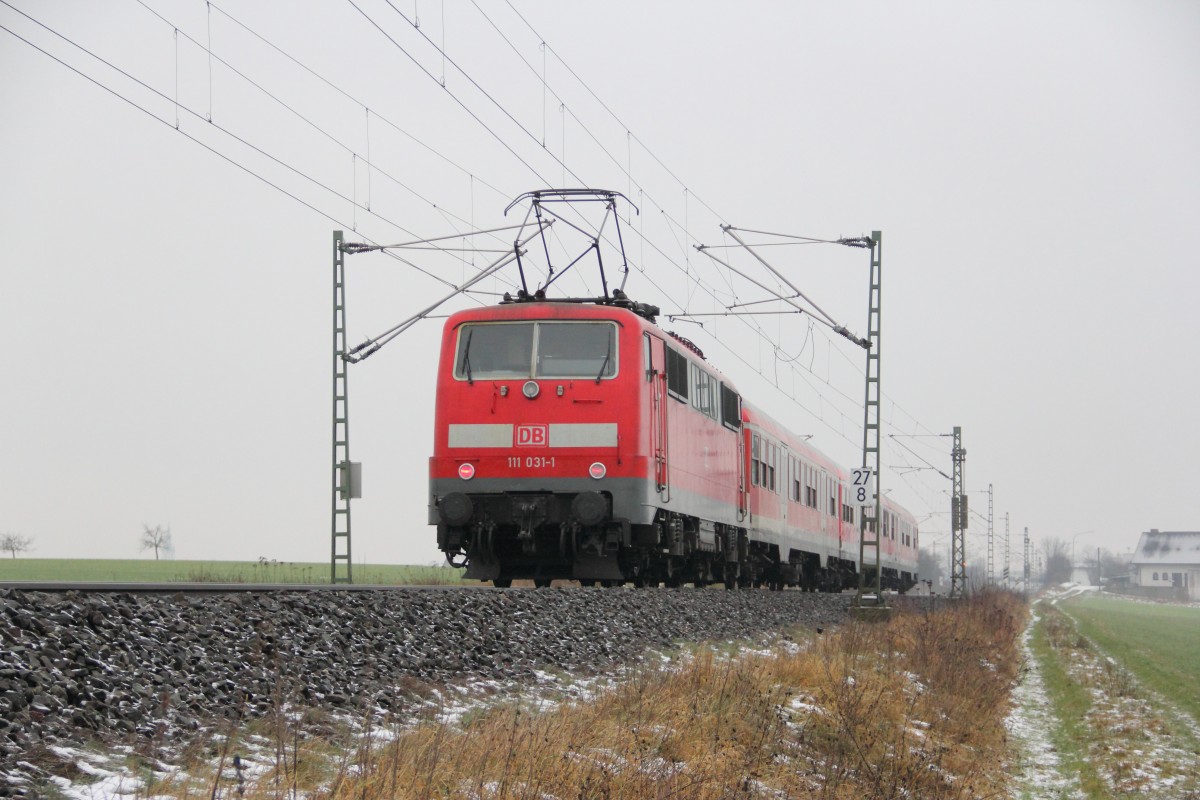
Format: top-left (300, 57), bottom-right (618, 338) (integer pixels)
top-left (37, 634), bottom-right (808, 799)
top-left (1004, 606), bottom-right (1086, 800)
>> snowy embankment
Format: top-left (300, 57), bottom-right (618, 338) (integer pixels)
top-left (0, 586), bottom-right (850, 794)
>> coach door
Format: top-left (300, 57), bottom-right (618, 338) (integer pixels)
top-left (819, 469), bottom-right (830, 533)
top-left (645, 333), bottom-right (670, 502)
top-left (779, 447), bottom-right (789, 525)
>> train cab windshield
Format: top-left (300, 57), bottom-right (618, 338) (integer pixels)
top-left (454, 321), bottom-right (617, 381)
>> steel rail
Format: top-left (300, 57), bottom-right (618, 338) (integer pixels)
top-left (0, 582), bottom-right (494, 593)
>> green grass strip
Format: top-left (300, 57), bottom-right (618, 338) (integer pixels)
top-left (1061, 595), bottom-right (1200, 728)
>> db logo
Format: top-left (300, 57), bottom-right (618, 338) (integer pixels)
top-left (515, 424), bottom-right (548, 447)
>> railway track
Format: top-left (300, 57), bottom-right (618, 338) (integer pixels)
top-left (0, 581), bottom-right (482, 593)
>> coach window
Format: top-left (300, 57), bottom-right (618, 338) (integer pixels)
top-left (751, 434), bottom-right (761, 487)
top-left (768, 443), bottom-right (777, 492)
top-left (758, 440), bottom-right (767, 491)
top-left (756, 439), bottom-right (773, 492)
top-left (804, 464), bottom-right (818, 509)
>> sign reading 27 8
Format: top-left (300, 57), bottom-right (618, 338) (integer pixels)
top-left (850, 467), bottom-right (877, 507)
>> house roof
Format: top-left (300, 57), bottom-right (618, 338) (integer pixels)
top-left (1130, 530), bottom-right (1200, 566)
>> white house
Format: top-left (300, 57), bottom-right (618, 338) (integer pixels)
top-left (1130, 529), bottom-right (1200, 600)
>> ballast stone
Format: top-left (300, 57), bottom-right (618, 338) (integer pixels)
top-left (0, 585), bottom-right (850, 789)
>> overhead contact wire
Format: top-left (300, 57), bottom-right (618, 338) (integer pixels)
top-left (134, 0), bottom-right (497, 254)
top-left (0, 5), bottom-right (490, 295)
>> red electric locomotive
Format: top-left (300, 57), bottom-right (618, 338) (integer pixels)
top-left (428, 293), bottom-right (919, 590)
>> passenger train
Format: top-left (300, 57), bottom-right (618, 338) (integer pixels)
top-left (428, 292), bottom-right (919, 591)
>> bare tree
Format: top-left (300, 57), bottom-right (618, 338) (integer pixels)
top-left (917, 546), bottom-right (944, 590)
top-left (1040, 537), bottom-right (1071, 585)
top-left (140, 524), bottom-right (172, 560)
top-left (1, 533), bottom-right (34, 559)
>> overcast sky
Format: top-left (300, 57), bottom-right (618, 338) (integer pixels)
top-left (2, 0), bottom-right (1197, 575)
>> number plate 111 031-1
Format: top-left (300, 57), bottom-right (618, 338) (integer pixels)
top-left (507, 456), bottom-right (557, 469)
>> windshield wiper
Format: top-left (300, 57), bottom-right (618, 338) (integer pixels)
top-left (462, 330), bottom-right (474, 385)
top-left (595, 337), bottom-right (612, 384)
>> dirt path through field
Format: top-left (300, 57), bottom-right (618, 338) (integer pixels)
top-left (1005, 605), bottom-right (1086, 800)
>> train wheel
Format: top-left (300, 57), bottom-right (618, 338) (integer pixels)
top-left (579, 579), bottom-right (596, 587)
top-left (534, 578), bottom-right (552, 589)
top-left (492, 578), bottom-right (512, 588)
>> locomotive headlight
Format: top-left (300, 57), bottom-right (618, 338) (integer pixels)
top-left (588, 462), bottom-right (607, 480)
top-left (457, 463), bottom-right (476, 480)
top-left (522, 380), bottom-right (540, 399)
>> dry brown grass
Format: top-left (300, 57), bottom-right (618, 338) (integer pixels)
top-left (155, 589), bottom-right (1026, 799)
